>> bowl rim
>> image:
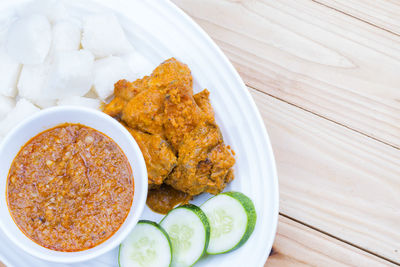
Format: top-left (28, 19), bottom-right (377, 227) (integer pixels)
top-left (0, 106), bottom-right (148, 263)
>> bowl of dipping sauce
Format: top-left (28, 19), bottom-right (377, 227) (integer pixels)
top-left (0, 106), bottom-right (148, 263)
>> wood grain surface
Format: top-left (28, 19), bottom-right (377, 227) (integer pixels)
top-left (172, 0), bottom-right (400, 149)
top-left (250, 88), bottom-right (400, 263)
top-left (265, 216), bottom-right (396, 267)
top-left (314, 0), bottom-right (400, 35)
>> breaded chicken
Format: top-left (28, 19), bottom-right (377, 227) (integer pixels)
top-left (122, 87), bottom-right (165, 135)
top-left (149, 57), bottom-right (192, 89)
top-left (163, 82), bottom-right (206, 151)
top-left (125, 126), bottom-right (176, 189)
top-left (165, 122), bottom-right (234, 196)
top-left (193, 89), bottom-right (215, 123)
top-left (103, 58), bottom-right (235, 212)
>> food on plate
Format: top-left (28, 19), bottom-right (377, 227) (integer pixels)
top-left (146, 184), bottom-right (190, 215)
top-left (119, 220), bottom-right (172, 267)
top-left (93, 56), bottom-right (135, 100)
top-left (17, 0), bottom-right (69, 24)
top-left (81, 13), bottom-right (133, 58)
top-left (119, 192), bottom-right (256, 266)
top-left (17, 63), bottom-right (51, 103)
top-left (0, 98), bottom-right (39, 136)
top-left (0, 46), bottom-right (21, 97)
top-left (6, 14), bottom-right (51, 64)
top-left (165, 122), bottom-right (235, 196)
top-left (6, 123), bottom-right (134, 251)
top-left (103, 58), bottom-right (235, 213)
top-left (124, 127), bottom-right (177, 189)
top-left (44, 49), bottom-right (95, 99)
top-left (57, 96), bottom-right (102, 109)
top-left (121, 52), bottom-right (156, 78)
top-left (201, 192), bottom-right (256, 254)
top-left (160, 204), bottom-right (210, 267)
top-left (0, 1), bottom-right (151, 140)
top-left (0, 95), bottom-right (15, 120)
top-left (50, 18), bottom-right (81, 53)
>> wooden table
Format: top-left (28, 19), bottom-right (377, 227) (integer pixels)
top-left (172, 1), bottom-right (400, 266)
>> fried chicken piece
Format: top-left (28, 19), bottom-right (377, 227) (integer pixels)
top-left (165, 122), bottom-right (234, 196)
top-left (115, 77), bottom-right (150, 101)
top-left (103, 57), bottom-right (236, 202)
top-left (111, 58), bottom-right (193, 136)
top-left (103, 97), bottom-right (126, 118)
top-left (125, 127), bottom-right (176, 189)
top-left (206, 144), bottom-right (235, 194)
top-left (194, 89), bottom-right (215, 123)
top-left (103, 78), bottom-right (150, 118)
top-left (163, 82), bottom-right (206, 151)
top-left (122, 87), bottom-right (166, 135)
top-left (149, 57), bottom-right (192, 89)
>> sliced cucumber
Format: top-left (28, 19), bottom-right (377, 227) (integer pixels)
top-left (201, 191), bottom-right (257, 254)
top-left (119, 220), bottom-right (172, 267)
top-left (160, 204), bottom-right (210, 267)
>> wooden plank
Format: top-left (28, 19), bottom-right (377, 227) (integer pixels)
top-left (172, 0), bottom-right (400, 148)
top-left (314, 0), bottom-right (400, 35)
top-left (266, 215), bottom-right (395, 267)
top-left (249, 88), bottom-right (400, 263)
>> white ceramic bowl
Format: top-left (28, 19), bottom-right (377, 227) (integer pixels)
top-left (0, 106), bottom-right (148, 263)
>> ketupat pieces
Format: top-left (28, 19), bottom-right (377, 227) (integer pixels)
top-left (0, 46), bottom-right (21, 98)
top-left (57, 96), bottom-right (102, 110)
top-left (81, 13), bottom-right (133, 58)
top-left (121, 52), bottom-right (156, 78)
top-left (17, 0), bottom-right (69, 24)
top-left (0, 95), bottom-right (15, 120)
top-left (93, 56), bottom-right (135, 100)
top-left (103, 58), bottom-right (235, 211)
top-left (0, 0), bottom-right (155, 138)
top-left (50, 19), bottom-right (82, 54)
top-left (44, 50), bottom-right (94, 99)
top-left (6, 14), bottom-right (52, 65)
top-left (0, 98), bottom-right (40, 136)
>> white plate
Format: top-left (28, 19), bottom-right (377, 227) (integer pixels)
top-left (0, 0), bottom-right (279, 266)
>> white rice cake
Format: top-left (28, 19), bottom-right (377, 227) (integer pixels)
top-left (50, 18), bottom-right (82, 55)
top-left (81, 13), bottom-right (133, 58)
top-left (18, 62), bottom-right (51, 101)
top-left (57, 96), bottom-right (102, 110)
top-left (93, 56), bottom-right (135, 100)
top-left (0, 45), bottom-right (21, 97)
top-left (34, 98), bottom-right (57, 109)
top-left (6, 14), bottom-right (52, 64)
top-left (17, 0), bottom-right (68, 24)
top-left (121, 52), bottom-right (156, 78)
top-left (0, 98), bottom-right (40, 136)
top-left (45, 49), bottom-right (94, 99)
top-left (0, 95), bottom-right (15, 120)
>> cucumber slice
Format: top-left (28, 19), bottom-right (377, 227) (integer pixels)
top-left (160, 204), bottom-right (210, 267)
top-left (119, 220), bottom-right (172, 267)
top-left (201, 191), bottom-right (257, 254)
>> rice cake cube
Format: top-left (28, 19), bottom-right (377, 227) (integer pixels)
top-left (93, 56), bottom-right (135, 100)
top-left (81, 13), bottom-right (133, 58)
top-left (0, 98), bottom-right (40, 136)
top-left (57, 96), bottom-right (102, 110)
top-left (6, 14), bottom-right (52, 64)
